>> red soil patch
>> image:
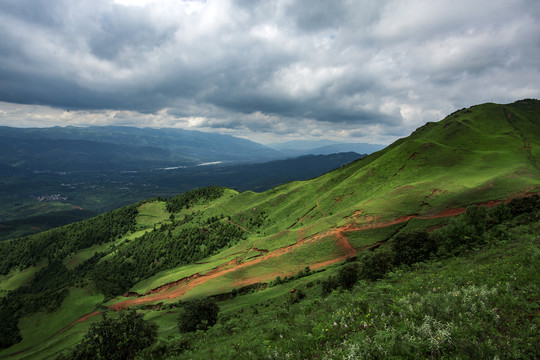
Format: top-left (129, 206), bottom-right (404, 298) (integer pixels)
top-left (109, 227), bottom-right (358, 310)
top-left (477, 200), bottom-right (506, 207)
top-left (54, 311), bottom-right (100, 336)
top-left (298, 227), bottom-right (305, 243)
top-left (424, 207), bottom-right (466, 219)
top-left (109, 205), bottom-right (463, 310)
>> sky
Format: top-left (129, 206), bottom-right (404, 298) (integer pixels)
top-left (0, 0), bottom-right (539, 144)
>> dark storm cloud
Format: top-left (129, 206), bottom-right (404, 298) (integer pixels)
top-left (0, 0), bottom-right (539, 143)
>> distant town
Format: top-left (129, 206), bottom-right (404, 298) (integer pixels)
top-left (32, 194), bottom-right (67, 202)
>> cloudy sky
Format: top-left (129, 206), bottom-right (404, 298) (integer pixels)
top-left (0, 0), bottom-right (539, 144)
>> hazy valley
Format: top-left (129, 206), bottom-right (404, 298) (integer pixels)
top-left (0, 125), bottom-right (370, 240)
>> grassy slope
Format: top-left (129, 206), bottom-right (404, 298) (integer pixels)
top-left (165, 220), bottom-right (540, 359)
top-left (1, 100), bottom-right (539, 359)
top-left (2, 287), bottom-right (104, 360)
top-left (129, 100), bottom-right (540, 295)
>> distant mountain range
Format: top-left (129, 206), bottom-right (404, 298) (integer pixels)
top-left (0, 126), bottom-right (279, 171)
top-left (267, 139), bottom-right (385, 156)
top-left (0, 126), bottom-right (384, 172)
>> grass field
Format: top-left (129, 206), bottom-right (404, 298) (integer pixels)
top-left (0, 264), bottom-right (45, 293)
top-left (135, 201), bottom-right (171, 228)
top-left (0, 287), bottom-right (104, 359)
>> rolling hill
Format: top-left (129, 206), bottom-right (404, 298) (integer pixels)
top-left (0, 99), bottom-right (539, 359)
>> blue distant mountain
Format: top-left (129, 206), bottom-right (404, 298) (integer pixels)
top-left (0, 126), bottom-right (282, 171)
top-left (267, 140), bottom-right (385, 156)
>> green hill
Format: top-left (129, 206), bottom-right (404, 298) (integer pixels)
top-left (0, 99), bottom-right (539, 359)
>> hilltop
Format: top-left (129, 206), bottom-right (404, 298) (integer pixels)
top-left (0, 99), bottom-right (539, 359)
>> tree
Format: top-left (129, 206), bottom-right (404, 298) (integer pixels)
top-left (66, 310), bottom-right (157, 360)
top-left (392, 230), bottom-right (437, 266)
top-left (178, 298), bottom-right (219, 333)
top-left (337, 262), bottom-right (360, 290)
top-left (359, 247), bottom-right (394, 281)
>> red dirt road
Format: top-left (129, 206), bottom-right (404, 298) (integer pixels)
top-left (108, 202), bottom-right (479, 310)
top-left (54, 311), bottom-right (100, 336)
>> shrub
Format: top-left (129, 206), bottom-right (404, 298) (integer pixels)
top-left (288, 288), bottom-right (306, 304)
top-left (435, 206), bottom-right (489, 255)
top-left (337, 262), bottom-right (360, 290)
top-left (507, 194), bottom-right (540, 217)
top-left (321, 275), bottom-right (338, 296)
top-left (66, 310), bottom-right (157, 360)
top-left (358, 247), bottom-right (394, 281)
top-left (178, 298), bottom-right (220, 333)
top-left (392, 230), bottom-right (437, 266)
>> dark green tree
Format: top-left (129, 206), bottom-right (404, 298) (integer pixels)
top-left (337, 262), bottom-right (360, 290)
top-left (358, 247), bottom-right (394, 281)
top-left (178, 298), bottom-right (219, 333)
top-left (392, 230), bottom-right (437, 266)
top-left (321, 275), bottom-right (339, 296)
top-left (66, 310), bottom-right (157, 360)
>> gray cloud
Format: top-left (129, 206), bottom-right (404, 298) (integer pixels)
top-left (0, 0), bottom-right (539, 144)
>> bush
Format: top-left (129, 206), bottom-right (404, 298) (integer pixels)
top-left (507, 194), bottom-right (540, 217)
top-left (178, 298), bottom-right (220, 333)
top-left (358, 247), bottom-right (394, 281)
top-left (321, 275), bottom-right (339, 296)
top-left (288, 288), bottom-right (306, 304)
top-left (337, 262), bottom-right (360, 290)
top-left (392, 230), bottom-right (437, 266)
top-left (66, 310), bottom-right (157, 360)
top-left (435, 206), bottom-right (489, 255)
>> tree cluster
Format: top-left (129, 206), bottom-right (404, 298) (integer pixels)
top-left (177, 298), bottom-right (220, 333)
top-left (166, 186), bottom-right (224, 213)
top-left (93, 221), bottom-right (245, 298)
top-left (60, 310), bottom-right (158, 360)
top-left (0, 205), bottom-right (138, 275)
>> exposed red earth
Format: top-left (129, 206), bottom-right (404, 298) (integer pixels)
top-left (54, 311), bottom-right (100, 336)
top-left (109, 199), bottom-right (504, 311)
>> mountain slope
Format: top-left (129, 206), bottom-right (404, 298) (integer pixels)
top-left (0, 99), bottom-right (539, 359)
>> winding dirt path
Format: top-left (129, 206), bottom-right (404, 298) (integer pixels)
top-left (54, 311), bottom-right (100, 336)
top-left (109, 201), bottom-right (484, 310)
